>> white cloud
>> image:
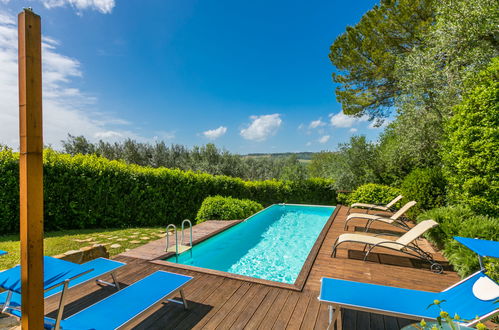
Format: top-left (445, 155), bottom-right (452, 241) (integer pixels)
top-left (240, 114), bottom-right (282, 142)
top-left (309, 118), bottom-right (326, 129)
top-left (306, 141), bottom-right (312, 146)
top-left (203, 126), bottom-right (227, 140)
top-left (329, 111), bottom-right (368, 128)
top-left (6, 0), bottom-right (117, 14)
top-left (0, 11), bottom-right (140, 148)
top-left (318, 135), bottom-right (330, 144)
top-left (349, 128), bottom-right (358, 133)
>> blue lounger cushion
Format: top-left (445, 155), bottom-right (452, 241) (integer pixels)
top-left (0, 250), bottom-right (6, 256)
top-left (0, 257), bottom-right (125, 309)
top-left (55, 270), bottom-right (192, 329)
top-left (44, 258), bottom-right (125, 297)
top-left (319, 271), bottom-right (498, 322)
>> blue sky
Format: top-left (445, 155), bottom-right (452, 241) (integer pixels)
top-left (0, 0), bottom-right (384, 153)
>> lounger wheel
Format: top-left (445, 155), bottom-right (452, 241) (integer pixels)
top-left (431, 263), bottom-right (443, 274)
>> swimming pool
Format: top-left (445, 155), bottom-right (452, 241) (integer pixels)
top-left (165, 204), bottom-right (335, 284)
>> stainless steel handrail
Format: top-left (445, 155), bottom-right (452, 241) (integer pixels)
top-left (165, 224), bottom-right (178, 254)
top-left (181, 219), bottom-right (193, 257)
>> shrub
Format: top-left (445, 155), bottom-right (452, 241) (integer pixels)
top-left (417, 205), bottom-right (475, 249)
top-left (0, 149), bottom-right (336, 232)
top-left (196, 196), bottom-right (263, 224)
top-left (418, 205), bottom-right (499, 277)
top-left (400, 167), bottom-right (446, 217)
top-left (443, 58), bottom-right (499, 216)
top-left (338, 183), bottom-right (401, 207)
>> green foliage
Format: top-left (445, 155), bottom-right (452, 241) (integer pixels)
top-left (0, 146), bottom-right (19, 233)
top-left (416, 205), bottom-right (475, 249)
top-left (329, 0), bottom-right (434, 118)
top-left (330, 0), bottom-right (498, 179)
top-left (443, 58), bottom-right (499, 216)
top-left (0, 149), bottom-right (336, 233)
top-left (338, 183), bottom-right (401, 207)
top-left (195, 196), bottom-right (263, 224)
top-left (61, 136), bottom-right (310, 182)
top-left (309, 136), bottom-right (383, 190)
top-left (400, 167), bottom-right (447, 217)
top-left (418, 206), bottom-right (499, 277)
top-left (387, 0), bottom-right (499, 173)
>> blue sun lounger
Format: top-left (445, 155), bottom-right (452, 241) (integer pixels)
top-left (319, 237), bottom-right (499, 329)
top-left (30, 270), bottom-right (192, 330)
top-left (0, 257), bottom-right (125, 313)
top-left (0, 250), bottom-right (6, 256)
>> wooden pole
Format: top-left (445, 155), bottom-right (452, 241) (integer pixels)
top-left (18, 8), bottom-right (44, 329)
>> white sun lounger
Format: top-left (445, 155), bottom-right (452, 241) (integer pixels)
top-left (349, 195), bottom-right (403, 213)
top-left (344, 200), bottom-right (417, 231)
top-left (333, 219), bottom-right (443, 272)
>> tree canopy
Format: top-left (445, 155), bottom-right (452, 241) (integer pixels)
top-left (329, 0), bottom-right (434, 119)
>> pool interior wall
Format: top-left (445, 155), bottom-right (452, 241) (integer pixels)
top-left (166, 204), bottom-right (335, 284)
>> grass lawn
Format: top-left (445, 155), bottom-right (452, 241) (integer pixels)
top-left (0, 227), bottom-right (165, 270)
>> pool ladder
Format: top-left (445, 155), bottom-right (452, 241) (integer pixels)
top-left (166, 219), bottom-right (193, 258)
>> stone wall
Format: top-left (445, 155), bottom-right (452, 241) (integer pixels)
top-left (52, 244), bottom-right (109, 264)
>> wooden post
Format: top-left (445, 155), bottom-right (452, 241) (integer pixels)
top-left (18, 8), bottom-right (44, 329)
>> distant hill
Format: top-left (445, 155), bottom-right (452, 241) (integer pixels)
top-left (244, 152), bottom-right (316, 160)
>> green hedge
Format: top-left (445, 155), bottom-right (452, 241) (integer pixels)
top-left (196, 196), bottom-right (263, 224)
top-left (417, 205), bottom-right (499, 278)
top-left (443, 58), bottom-right (499, 217)
top-left (337, 183), bottom-right (401, 207)
top-left (401, 167), bottom-right (447, 217)
top-left (0, 149), bottom-right (336, 233)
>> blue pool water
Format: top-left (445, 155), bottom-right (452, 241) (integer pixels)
top-left (166, 204), bottom-right (335, 284)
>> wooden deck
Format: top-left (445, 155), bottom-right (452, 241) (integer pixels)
top-left (43, 206), bottom-right (461, 329)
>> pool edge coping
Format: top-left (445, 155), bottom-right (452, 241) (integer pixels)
top-left (150, 204), bottom-right (340, 292)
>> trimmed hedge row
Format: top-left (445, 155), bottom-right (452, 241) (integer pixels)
top-left (196, 196), bottom-right (263, 224)
top-left (0, 149), bottom-right (336, 233)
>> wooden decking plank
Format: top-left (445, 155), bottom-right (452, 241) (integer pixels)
top-left (285, 293), bottom-right (312, 329)
top-left (370, 311), bottom-right (385, 329)
top-left (197, 281), bottom-right (252, 329)
top-left (314, 303), bottom-right (331, 330)
top-left (131, 273), bottom-right (222, 329)
top-left (243, 287), bottom-right (281, 329)
top-left (356, 310), bottom-right (371, 329)
top-left (174, 278), bottom-right (243, 329)
top-left (257, 289), bottom-right (291, 329)
top-left (215, 284), bottom-right (271, 330)
top-left (341, 309), bottom-right (357, 330)
top-left (300, 294), bottom-right (320, 330)
top-left (271, 291), bottom-right (301, 329)
top-left (383, 315), bottom-right (400, 330)
top-left (160, 275), bottom-right (227, 330)
top-left (398, 317), bottom-right (416, 329)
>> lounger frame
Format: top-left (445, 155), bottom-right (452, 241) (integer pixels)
top-left (331, 233), bottom-right (444, 273)
top-left (0, 258), bottom-right (125, 329)
top-left (47, 271), bottom-right (191, 330)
